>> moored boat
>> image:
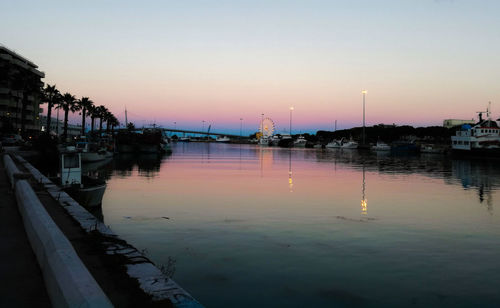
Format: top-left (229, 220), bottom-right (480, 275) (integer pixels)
top-left (216, 136), bottom-right (231, 143)
top-left (451, 109), bottom-right (500, 157)
top-left (294, 135), bottom-right (307, 148)
top-left (59, 150), bottom-right (106, 208)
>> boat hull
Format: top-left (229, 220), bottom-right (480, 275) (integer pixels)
top-left (66, 184), bottom-right (106, 208)
top-left (81, 151), bottom-right (110, 162)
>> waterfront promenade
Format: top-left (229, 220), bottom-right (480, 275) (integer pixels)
top-left (0, 156), bottom-right (51, 307)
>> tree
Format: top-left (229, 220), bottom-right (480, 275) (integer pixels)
top-left (59, 93), bottom-right (78, 140)
top-left (107, 115), bottom-right (119, 133)
top-left (42, 84), bottom-right (61, 136)
top-left (96, 105), bottom-right (108, 134)
top-left (88, 104), bottom-right (97, 133)
top-left (76, 97), bottom-right (93, 136)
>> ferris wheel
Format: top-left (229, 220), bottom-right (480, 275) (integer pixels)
top-left (260, 117), bottom-right (275, 138)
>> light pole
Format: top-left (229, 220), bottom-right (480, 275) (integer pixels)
top-left (240, 118), bottom-right (243, 138)
top-left (174, 121), bottom-right (176, 130)
top-left (289, 106), bottom-right (294, 135)
top-left (362, 90), bottom-right (367, 145)
top-left (202, 120), bottom-right (205, 132)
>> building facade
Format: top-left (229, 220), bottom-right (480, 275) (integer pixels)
top-left (0, 45), bottom-right (45, 134)
top-left (40, 115), bottom-right (82, 137)
top-left (443, 119), bottom-right (476, 129)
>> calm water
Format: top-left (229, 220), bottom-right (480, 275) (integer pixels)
top-left (97, 143), bottom-right (500, 307)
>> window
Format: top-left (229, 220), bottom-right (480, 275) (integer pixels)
top-left (63, 154), bottom-right (80, 168)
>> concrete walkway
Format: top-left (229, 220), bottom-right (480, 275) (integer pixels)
top-left (0, 157), bottom-right (51, 307)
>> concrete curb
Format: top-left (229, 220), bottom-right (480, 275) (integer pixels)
top-left (4, 155), bottom-right (113, 308)
top-left (3, 154), bottom-right (19, 188)
top-left (15, 155), bottom-right (203, 308)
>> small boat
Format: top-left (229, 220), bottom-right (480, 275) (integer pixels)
top-left (372, 141), bottom-right (391, 151)
top-left (341, 140), bottom-right (358, 149)
top-left (178, 136), bottom-right (190, 142)
top-left (76, 141), bottom-right (110, 162)
top-left (420, 144), bottom-right (445, 154)
top-left (294, 135), bottom-right (307, 148)
top-left (59, 150), bottom-right (106, 208)
top-left (326, 139), bottom-right (342, 148)
top-left (216, 136), bottom-right (231, 143)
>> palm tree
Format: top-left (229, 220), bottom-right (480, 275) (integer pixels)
top-left (104, 111), bottom-right (114, 133)
top-left (88, 104), bottom-right (97, 133)
top-left (96, 105), bottom-right (108, 134)
top-left (76, 97), bottom-right (93, 136)
top-left (42, 84), bottom-right (61, 135)
top-left (108, 116), bottom-right (119, 133)
top-left (60, 93), bottom-right (78, 140)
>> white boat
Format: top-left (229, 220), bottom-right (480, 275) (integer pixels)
top-left (326, 139), bottom-right (342, 148)
top-left (294, 135), bottom-right (307, 147)
top-left (341, 140), bottom-right (358, 149)
top-left (372, 141), bottom-right (391, 151)
top-left (451, 109), bottom-right (500, 156)
top-left (60, 151), bottom-right (106, 208)
top-left (216, 136), bottom-right (231, 143)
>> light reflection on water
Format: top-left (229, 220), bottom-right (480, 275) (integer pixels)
top-left (99, 143), bottom-right (500, 307)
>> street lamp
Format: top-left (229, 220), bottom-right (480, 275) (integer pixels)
top-left (362, 90), bottom-right (367, 145)
top-left (174, 121), bottom-right (176, 130)
top-left (289, 106), bottom-right (294, 135)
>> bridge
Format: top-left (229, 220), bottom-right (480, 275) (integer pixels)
top-left (116, 127), bottom-right (244, 138)
top-left (161, 128), bottom-right (242, 138)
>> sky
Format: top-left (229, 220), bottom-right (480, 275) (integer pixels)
top-left (1, 0), bottom-right (500, 135)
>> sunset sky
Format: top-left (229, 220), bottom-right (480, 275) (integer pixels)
top-left (2, 0), bottom-right (499, 134)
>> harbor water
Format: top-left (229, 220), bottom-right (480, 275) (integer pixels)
top-left (97, 143), bottom-right (500, 307)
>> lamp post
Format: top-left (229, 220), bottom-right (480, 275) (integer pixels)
top-left (202, 120), bottom-right (205, 132)
top-left (362, 90), bottom-right (367, 145)
top-left (289, 106), bottom-right (294, 135)
top-left (240, 118), bottom-right (243, 138)
top-left (174, 121), bottom-right (176, 130)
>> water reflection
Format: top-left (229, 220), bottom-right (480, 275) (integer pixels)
top-left (450, 159), bottom-right (500, 214)
top-left (100, 143), bottom-right (500, 308)
top-left (288, 149), bottom-right (293, 192)
top-left (361, 163), bottom-right (367, 215)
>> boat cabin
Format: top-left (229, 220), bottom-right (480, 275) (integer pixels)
top-left (60, 151), bottom-right (82, 187)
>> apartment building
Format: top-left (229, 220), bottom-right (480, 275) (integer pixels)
top-left (0, 45), bottom-right (45, 134)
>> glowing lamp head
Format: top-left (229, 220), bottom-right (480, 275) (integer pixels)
top-left (362, 90), bottom-right (367, 94)
top-left (290, 106), bottom-right (294, 111)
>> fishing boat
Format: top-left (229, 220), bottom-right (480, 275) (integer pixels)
top-left (451, 108), bottom-right (500, 157)
top-left (59, 150), bottom-right (106, 208)
top-left (294, 135), bottom-right (307, 148)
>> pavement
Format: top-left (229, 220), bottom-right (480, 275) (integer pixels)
top-left (0, 155), bottom-right (51, 307)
